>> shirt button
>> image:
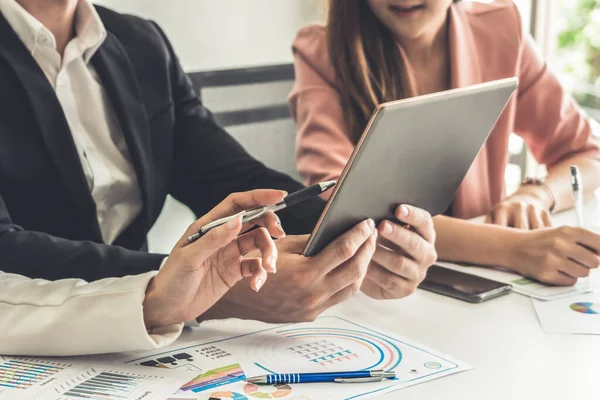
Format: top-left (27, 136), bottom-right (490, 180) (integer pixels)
top-left (38, 35), bottom-right (48, 44)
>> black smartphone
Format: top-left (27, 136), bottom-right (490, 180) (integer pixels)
top-left (419, 265), bottom-right (512, 303)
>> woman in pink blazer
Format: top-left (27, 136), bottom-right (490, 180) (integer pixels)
top-left (289, 0), bottom-right (600, 287)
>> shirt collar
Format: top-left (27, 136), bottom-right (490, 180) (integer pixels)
top-left (0, 0), bottom-right (106, 63)
top-left (74, 0), bottom-right (107, 63)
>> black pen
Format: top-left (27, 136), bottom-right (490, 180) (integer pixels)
top-left (187, 181), bottom-right (336, 243)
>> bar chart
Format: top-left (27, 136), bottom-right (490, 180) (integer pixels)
top-left (0, 358), bottom-right (69, 390)
top-left (52, 368), bottom-right (172, 400)
top-left (0, 357), bottom-right (194, 400)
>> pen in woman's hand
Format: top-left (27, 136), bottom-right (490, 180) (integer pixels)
top-left (187, 181), bottom-right (336, 243)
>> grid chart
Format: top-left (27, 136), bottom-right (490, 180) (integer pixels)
top-left (288, 340), bottom-right (359, 366)
top-left (0, 358), bottom-right (69, 390)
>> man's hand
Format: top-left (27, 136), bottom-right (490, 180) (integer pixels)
top-left (485, 191), bottom-right (552, 230)
top-left (142, 190), bottom-right (287, 330)
top-left (201, 219), bottom-right (378, 323)
top-left (361, 205), bottom-right (437, 300)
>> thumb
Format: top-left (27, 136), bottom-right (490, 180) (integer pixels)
top-left (183, 215), bottom-right (243, 265)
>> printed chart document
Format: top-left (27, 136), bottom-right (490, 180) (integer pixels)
top-left (121, 316), bottom-right (471, 400)
top-left (0, 357), bottom-right (196, 400)
top-left (436, 261), bottom-right (600, 301)
top-left (532, 292), bottom-right (600, 334)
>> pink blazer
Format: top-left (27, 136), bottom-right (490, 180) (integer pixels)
top-left (289, 0), bottom-right (600, 219)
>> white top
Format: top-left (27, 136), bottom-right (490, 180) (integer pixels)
top-left (0, 270), bottom-right (183, 356)
top-left (0, 0), bottom-right (142, 244)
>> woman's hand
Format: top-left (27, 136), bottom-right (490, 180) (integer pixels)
top-left (142, 189), bottom-right (286, 329)
top-left (485, 191), bottom-right (552, 230)
top-left (509, 226), bottom-right (600, 285)
top-left (361, 205), bottom-right (438, 299)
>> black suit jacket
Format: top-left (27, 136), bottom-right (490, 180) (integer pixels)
top-left (0, 7), bottom-right (324, 282)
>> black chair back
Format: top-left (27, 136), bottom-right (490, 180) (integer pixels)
top-left (189, 64), bottom-right (301, 181)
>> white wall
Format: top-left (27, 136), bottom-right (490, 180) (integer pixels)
top-left (93, 0), bottom-right (325, 71)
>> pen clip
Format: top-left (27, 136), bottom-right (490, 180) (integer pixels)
top-left (241, 206), bottom-right (271, 224)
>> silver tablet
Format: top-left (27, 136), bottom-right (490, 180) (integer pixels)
top-left (304, 78), bottom-right (519, 256)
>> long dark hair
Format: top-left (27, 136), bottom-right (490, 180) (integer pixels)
top-left (327, 0), bottom-right (460, 143)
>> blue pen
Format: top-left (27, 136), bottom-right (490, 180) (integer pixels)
top-left (246, 369), bottom-right (396, 384)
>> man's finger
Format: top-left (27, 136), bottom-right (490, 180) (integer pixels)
top-left (394, 205), bottom-right (434, 243)
top-left (315, 219), bottom-right (375, 275)
top-left (364, 266), bottom-right (414, 297)
top-left (371, 245), bottom-right (422, 281)
top-left (321, 282), bottom-right (362, 312)
top-left (377, 221), bottom-right (431, 264)
top-left (324, 229), bottom-right (377, 292)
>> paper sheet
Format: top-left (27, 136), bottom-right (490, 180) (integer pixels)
top-left (0, 357), bottom-right (196, 400)
top-left (436, 261), bottom-right (600, 301)
top-left (532, 292), bottom-right (600, 334)
top-left (121, 316), bottom-right (471, 400)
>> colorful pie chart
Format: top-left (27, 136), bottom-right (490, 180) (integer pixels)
top-left (244, 383), bottom-right (292, 399)
top-left (569, 302), bottom-right (599, 315)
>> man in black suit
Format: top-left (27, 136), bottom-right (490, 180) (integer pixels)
top-left (0, 0), bottom-right (437, 325)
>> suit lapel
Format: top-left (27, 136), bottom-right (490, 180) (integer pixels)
top-left (0, 14), bottom-right (98, 219)
top-left (91, 32), bottom-right (153, 225)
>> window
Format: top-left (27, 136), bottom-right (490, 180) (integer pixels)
top-left (548, 0), bottom-right (600, 121)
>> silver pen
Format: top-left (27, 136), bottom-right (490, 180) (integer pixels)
top-left (571, 165), bottom-right (584, 227)
top-left (187, 181), bottom-right (336, 243)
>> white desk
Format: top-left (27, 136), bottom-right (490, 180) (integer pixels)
top-left (166, 199), bottom-right (600, 400)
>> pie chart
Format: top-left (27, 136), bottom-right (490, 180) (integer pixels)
top-left (569, 302), bottom-right (600, 315)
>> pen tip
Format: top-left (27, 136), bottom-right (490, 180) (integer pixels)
top-left (321, 180), bottom-right (336, 190)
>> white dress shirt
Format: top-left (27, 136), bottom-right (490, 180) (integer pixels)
top-left (0, 0), bottom-right (142, 244)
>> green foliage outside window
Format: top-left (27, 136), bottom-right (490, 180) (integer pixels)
top-left (557, 0), bottom-right (600, 113)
